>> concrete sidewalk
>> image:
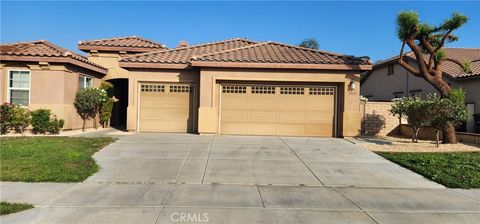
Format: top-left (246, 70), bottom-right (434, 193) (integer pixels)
top-left (1, 134), bottom-right (479, 223)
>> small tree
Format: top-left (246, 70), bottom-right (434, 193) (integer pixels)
top-left (10, 105), bottom-right (31, 134)
top-left (395, 11), bottom-right (469, 143)
top-left (74, 88), bottom-right (98, 132)
top-left (429, 89), bottom-right (469, 142)
top-left (391, 97), bottom-right (433, 142)
top-left (299, 38), bottom-right (319, 49)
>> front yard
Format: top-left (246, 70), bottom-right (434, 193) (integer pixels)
top-left (0, 137), bottom-right (115, 182)
top-left (378, 151), bottom-right (480, 188)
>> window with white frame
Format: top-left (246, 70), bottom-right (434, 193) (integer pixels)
top-left (79, 75), bottom-right (93, 89)
top-left (410, 89), bottom-right (422, 98)
top-left (8, 70), bottom-right (30, 106)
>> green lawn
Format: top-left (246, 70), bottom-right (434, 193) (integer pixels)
top-left (377, 152), bottom-right (480, 189)
top-left (0, 202), bottom-right (33, 215)
top-left (0, 137), bottom-right (115, 182)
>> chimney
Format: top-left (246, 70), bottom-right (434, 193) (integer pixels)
top-left (177, 40), bottom-right (188, 48)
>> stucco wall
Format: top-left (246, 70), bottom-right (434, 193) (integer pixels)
top-left (1, 62), bottom-right (103, 130)
top-left (360, 101), bottom-right (403, 136)
top-left (198, 68), bottom-right (361, 137)
top-left (361, 62), bottom-right (440, 101)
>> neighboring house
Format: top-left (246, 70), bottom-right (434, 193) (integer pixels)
top-left (0, 40), bottom-right (107, 130)
top-left (1, 36), bottom-right (372, 137)
top-left (361, 48), bottom-right (480, 132)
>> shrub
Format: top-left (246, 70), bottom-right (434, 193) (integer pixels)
top-left (429, 89), bottom-right (469, 131)
top-left (99, 82), bottom-right (115, 128)
top-left (100, 98), bottom-right (113, 128)
top-left (0, 103), bottom-right (31, 134)
top-left (1, 103), bottom-right (14, 134)
top-left (47, 116), bottom-right (65, 134)
top-left (10, 105), bottom-right (31, 134)
top-left (391, 97), bottom-right (434, 142)
top-left (31, 109), bottom-right (64, 134)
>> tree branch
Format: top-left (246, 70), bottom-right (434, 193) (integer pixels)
top-left (406, 39), bottom-right (432, 78)
top-left (445, 57), bottom-right (465, 68)
top-left (398, 40), bottom-right (421, 77)
top-left (433, 29), bottom-right (454, 53)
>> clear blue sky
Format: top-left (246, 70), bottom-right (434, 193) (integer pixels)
top-left (2, 1), bottom-right (479, 61)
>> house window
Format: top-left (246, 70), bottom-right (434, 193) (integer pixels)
top-left (8, 70), bottom-right (30, 106)
top-left (410, 89), bottom-right (423, 98)
top-left (387, 64), bottom-right (394, 75)
top-left (393, 91), bottom-right (404, 99)
top-left (79, 75), bottom-right (93, 89)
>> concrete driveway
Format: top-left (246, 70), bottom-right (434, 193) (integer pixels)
top-left (2, 134), bottom-right (479, 224)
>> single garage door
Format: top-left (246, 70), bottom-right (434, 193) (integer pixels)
top-left (139, 83), bottom-right (195, 132)
top-left (220, 84), bottom-right (336, 137)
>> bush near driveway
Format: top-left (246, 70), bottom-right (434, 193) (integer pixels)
top-left (0, 137), bottom-right (115, 182)
top-left (0, 202), bottom-right (33, 215)
top-left (378, 152), bottom-right (480, 189)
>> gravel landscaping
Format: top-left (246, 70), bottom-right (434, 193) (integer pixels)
top-left (354, 136), bottom-right (480, 152)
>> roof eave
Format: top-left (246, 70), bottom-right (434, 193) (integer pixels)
top-left (78, 45), bottom-right (164, 53)
top-left (0, 55), bottom-right (107, 74)
top-left (119, 62), bottom-right (191, 69)
top-left (190, 61), bottom-right (372, 71)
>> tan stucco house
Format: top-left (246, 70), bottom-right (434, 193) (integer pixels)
top-left (0, 40), bottom-right (108, 130)
top-left (361, 48), bottom-right (480, 132)
top-left (2, 36), bottom-right (372, 137)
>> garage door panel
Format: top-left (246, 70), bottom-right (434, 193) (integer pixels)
top-left (220, 85), bottom-right (335, 137)
top-left (139, 83), bottom-right (194, 133)
top-left (249, 111), bottom-right (276, 122)
top-left (222, 110), bottom-right (248, 122)
top-left (277, 111), bottom-right (306, 122)
top-left (249, 123), bottom-right (276, 135)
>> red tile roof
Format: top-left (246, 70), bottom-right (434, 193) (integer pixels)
top-left (78, 36), bottom-right (166, 53)
top-left (120, 39), bottom-right (371, 70)
top-left (1, 40), bottom-right (107, 74)
top-left (120, 38), bottom-right (257, 66)
top-left (374, 48), bottom-right (480, 79)
top-left (192, 41), bottom-right (370, 65)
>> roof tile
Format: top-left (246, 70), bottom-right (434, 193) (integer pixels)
top-left (78, 36), bottom-right (166, 52)
top-left (1, 40), bottom-right (107, 73)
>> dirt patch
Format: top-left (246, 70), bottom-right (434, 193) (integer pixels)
top-left (355, 136), bottom-right (480, 152)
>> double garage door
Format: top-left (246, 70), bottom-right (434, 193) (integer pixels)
top-left (138, 83), bottom-right (195, 132)
top-left (220, 84), bottom-right (336, 137)
top-left (138, 82), bottom-right (336, 137)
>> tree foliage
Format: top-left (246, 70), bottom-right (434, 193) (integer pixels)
top-left (391, 97), bottom-right (433, 142)
top-left (391, 88), bottom-right (468, 143)
top-left (299, 38), bottom-right (319, 49)
top-left (74, 88), bottom-right (101, 132)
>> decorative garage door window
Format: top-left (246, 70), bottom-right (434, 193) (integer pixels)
top-left (170, 85), bottom-right (192, 93)
top-left (309, 87), bottom-right (335, 95)
top-left (280, 87), bottom-right (304, 95)
top-left (141, 84), bottom-right (165, 92)
top-left (251, 86), bottom-right (276, 94)
top-left (222, 86), bottom-right (247, 93)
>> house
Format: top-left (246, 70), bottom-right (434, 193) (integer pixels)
top-left (361, 48), bottom-right (480, 132)
top-left (0, 40), bottom-right (107, 130)
top-left (1, 36), bottom-right (372, 137)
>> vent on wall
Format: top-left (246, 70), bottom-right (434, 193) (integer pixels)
top-left (309, 87), bottom-right (335, 95)
top-left (280, 87), bottom-right (304, 95)
top-left (141, 84), bottom-right (165, 92)
top-left (252, 86), bottom-right (276, 94)
top-left (170, 85), bottom-right (191, 93)
top-left (222, 86), bottom-right (247, 94)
